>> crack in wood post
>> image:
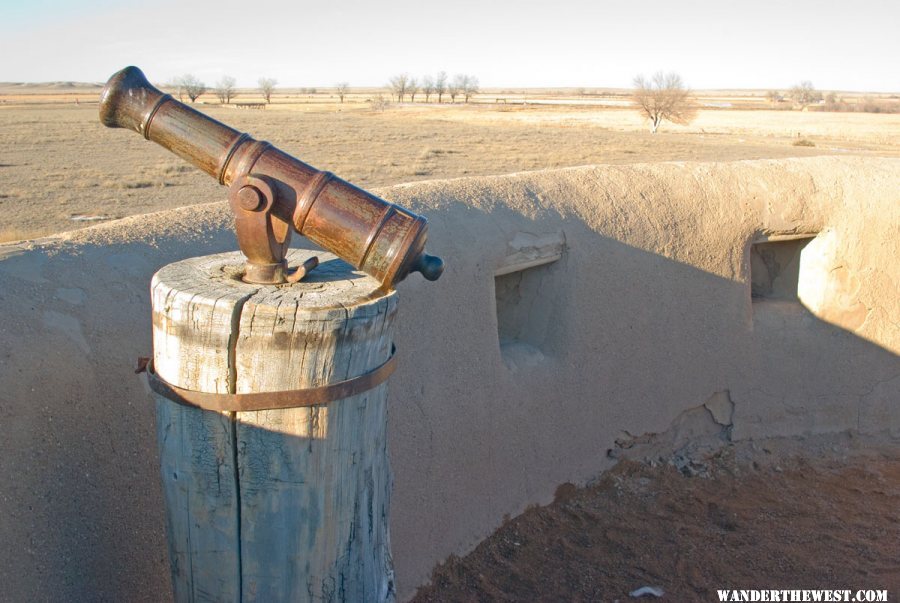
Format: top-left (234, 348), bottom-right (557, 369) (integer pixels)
top-left (227, 290), bottom-right (256, 603)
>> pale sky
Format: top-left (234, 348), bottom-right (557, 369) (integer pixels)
top-left (1, 0), bottom-right (897, 91)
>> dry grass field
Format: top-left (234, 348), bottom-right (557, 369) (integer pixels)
top-left (1, 84), bottom-right (898, 242)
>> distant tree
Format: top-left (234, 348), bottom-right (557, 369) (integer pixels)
top-left (449, 74), bottom-right (465, 103)
top-left (766, 90), bottom-right (781, 104)
top-left (388, 73), bottom-right (410, 102)
top-left (789, 81), bottom-right (822, 107)
top-left (258, 77), bottom-right (278, 103)
top-left (422, 75), bottom-right (435, 103)
top-left (171, 79), bottom-right (185, 102)
top-left (178, 74), bottom-right (207, 103)
top-left (462, 75), bottom-right (479, 103)
top-left (631, 71), bottom-right (697, 133)
top-left (408, 77), bottom-right (419, 102)
top-left (214, 76), bottom-right (236, 104)
top-left (336, 82), bottom-right (349, 103)
top-left (434, 71), bottom-right (447, 103)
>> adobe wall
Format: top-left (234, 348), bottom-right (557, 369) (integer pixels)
top-left (0, 157), bottom-right (897, 601)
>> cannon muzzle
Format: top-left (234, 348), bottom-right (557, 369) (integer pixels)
top-left (100, 66), bottom-right (443, 288)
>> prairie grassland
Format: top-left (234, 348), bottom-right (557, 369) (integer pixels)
top-left (451, 104), bottom-right (900, 146)
top-left (1, 93), bottom-right (898, 242)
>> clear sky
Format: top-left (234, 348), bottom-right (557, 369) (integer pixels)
top-left (1, 0), bottom-right (897, 91)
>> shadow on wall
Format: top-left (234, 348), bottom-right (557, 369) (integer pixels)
top-left (0, 159), bottom-right (897, 601)
top-left (0, 233), bottom-right (240, 601)
top-left (386, 168), bottom-right (899, 597)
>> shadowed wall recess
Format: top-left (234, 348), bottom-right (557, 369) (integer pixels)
top-left (750, 235), bottom-right (817, 302)
top-left (493, 231), bottom-right (565, 369)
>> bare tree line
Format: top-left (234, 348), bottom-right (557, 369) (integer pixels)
top-left (173, 74), bottom-right (443, 109)
top-left (172, 71), bottom-right (888, 125)
top-left (171, 71), bottom-right (479, 107)
top-left (388, 72), bottom-right (479, 103)
top-left (172, 74), bottom-right (278, 104)
top-left (766, 81), bottom-right (822, 107)
top-left (629, 74), bottom-right (887, 133)
top-left (765, 82), bottom-right (896, 113)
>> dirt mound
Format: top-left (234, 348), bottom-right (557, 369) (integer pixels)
top-left (413, 435), bottom-right (900, 602)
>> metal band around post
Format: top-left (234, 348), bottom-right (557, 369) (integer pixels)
top-left (141, 345), bottom-right (397, 412)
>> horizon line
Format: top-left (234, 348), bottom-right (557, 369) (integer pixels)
top-left (1, 80), bottom-right (898, 96)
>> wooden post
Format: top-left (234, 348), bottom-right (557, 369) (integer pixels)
top-left (150, 249), bottom-right (398, 602)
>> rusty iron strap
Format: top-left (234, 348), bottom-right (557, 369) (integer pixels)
top-left (138, 346), bottom-right (396, 412)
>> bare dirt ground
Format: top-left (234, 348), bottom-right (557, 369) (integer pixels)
top-left (2, 88), bottom-right (898, 242)
top-left (412, 433), bottom-right (900, 602)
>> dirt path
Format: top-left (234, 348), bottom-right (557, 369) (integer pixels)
top-left (412, 436), bottom-right (900, 602)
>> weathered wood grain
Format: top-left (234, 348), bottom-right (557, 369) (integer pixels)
top-left (151, 249), bottom-right (398, 602)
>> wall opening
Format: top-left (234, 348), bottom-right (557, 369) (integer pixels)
top-left (750, 235), bottom-right (816, 302)
top-left (495, 260), bottom-right (558, 361)
top-left (493, 231), bottom-right (565, 369)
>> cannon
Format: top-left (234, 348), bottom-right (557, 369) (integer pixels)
top-left (99, 66), bottom-right (443, 288)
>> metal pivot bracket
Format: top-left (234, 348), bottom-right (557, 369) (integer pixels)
top-left (228, 174), bottom-right (318, 284)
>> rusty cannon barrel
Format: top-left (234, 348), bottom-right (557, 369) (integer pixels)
top-left (99, 66), bottom-right (443, 288)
